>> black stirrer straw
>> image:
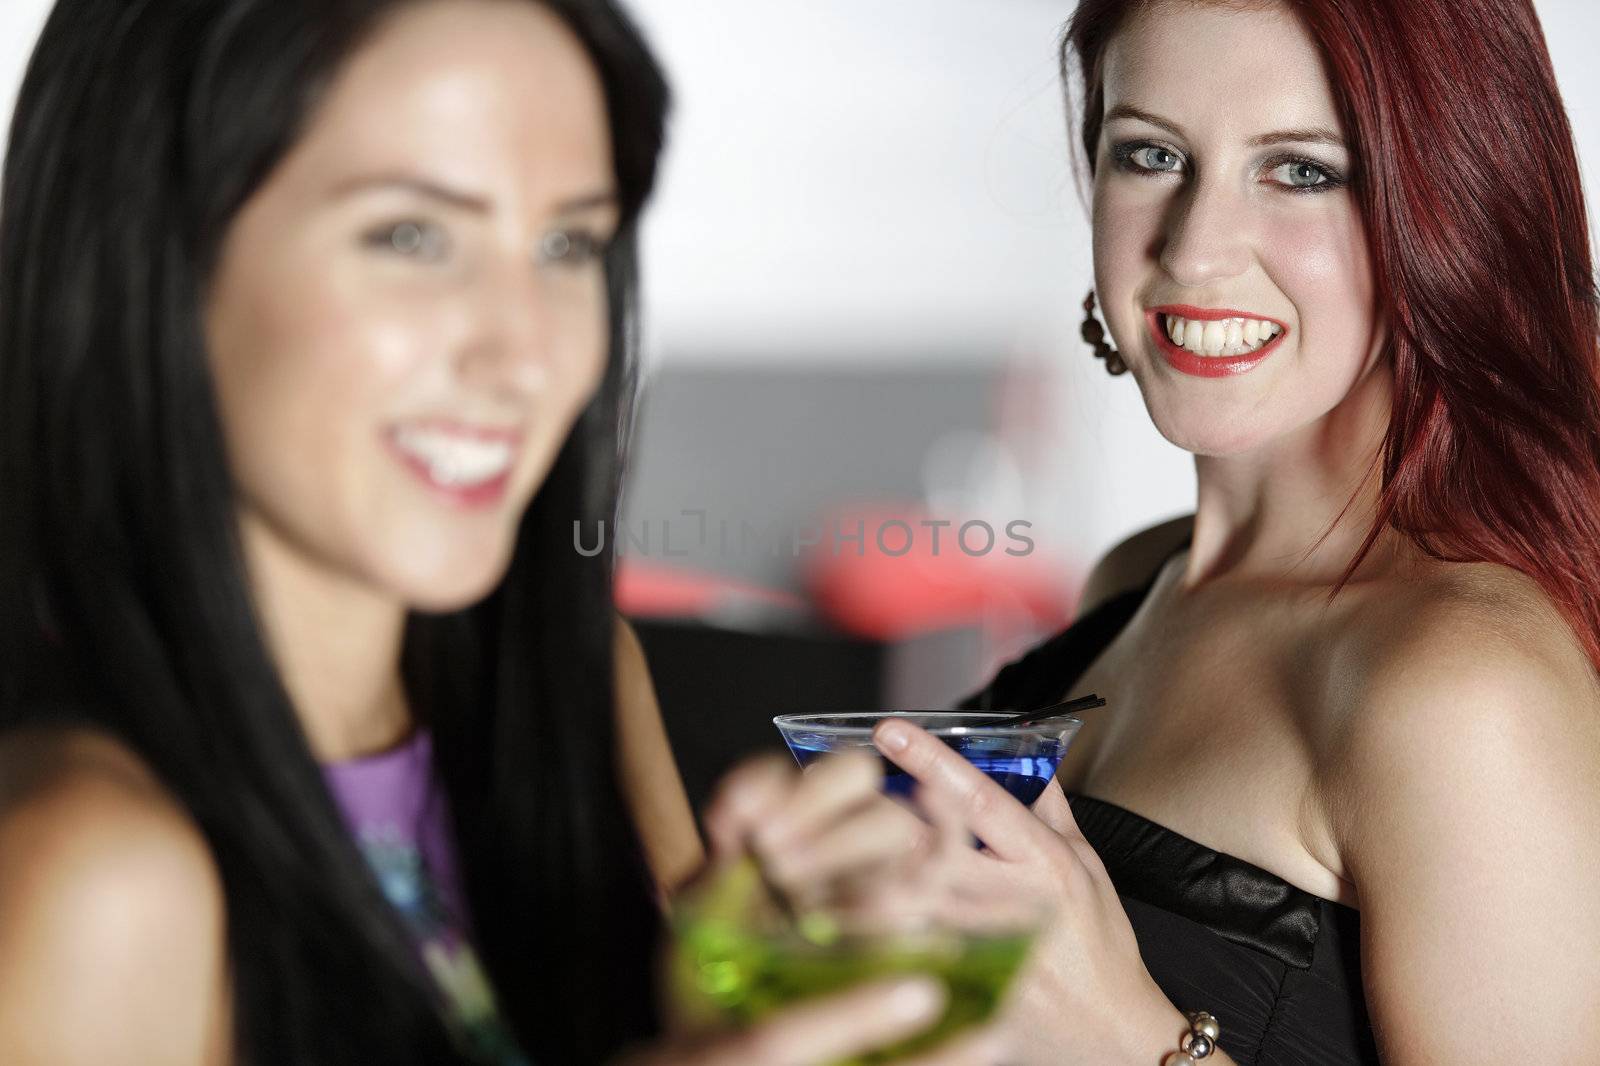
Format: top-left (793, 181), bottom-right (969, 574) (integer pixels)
top-left (1003, 691), bottom-right (1107, 727)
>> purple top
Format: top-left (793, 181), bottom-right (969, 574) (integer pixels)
top-left (322, 728), bottom-right (532, 1065)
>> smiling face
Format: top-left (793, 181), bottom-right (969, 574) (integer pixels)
top-left (205, 0), bottom-right (617, 612)
top-left (1091, 0), bottom-right (1384, 456)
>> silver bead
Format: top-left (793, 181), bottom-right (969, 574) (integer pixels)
top-left (1162, 1054), bottom-right (1197, 1066)
top-left (1188, 1012), bottom-right (1222, 1042)
top-left (1182, 1032), bottom-right (1215, 1058)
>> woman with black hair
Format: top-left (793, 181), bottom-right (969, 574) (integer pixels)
top-left (0, 2), bottom-right (998, 1064)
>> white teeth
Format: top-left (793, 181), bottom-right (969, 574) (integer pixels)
top-left (393, 427), bottom-right (513, 486)
top-left (1161, 313), bottom-right (1280, 357)
top-left (1183, 317), bottom-right (1204, 350)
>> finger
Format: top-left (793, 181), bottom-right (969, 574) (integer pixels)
top-left (817, 783), bottom-right (1012, 934)
top-left (1028, 777), bottom-right (1116, 882)
top-left (762, 793), bottom-right (928, 889)
top-left (702, 754), bottom-right (795, 859)
top-left (915, 773), bottom-right (976, 862)
top-left (895, 776), bottom-right (977, 903)
top-left (751, 749), bottom-right (882, 854)
top-left (729, 976), bottom-right (947, 1066)
top-left (873, 719), bottom-right (1046, 861)
top-left (1029, 775), bottom-right (1081, 838)
top-left (905, 811), bottom-right (1053, 927)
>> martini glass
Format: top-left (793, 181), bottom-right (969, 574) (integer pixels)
top-left (773, 711), bottom-right (1083, 806)
top-left (670, 857), bottom-right (1041, 1066)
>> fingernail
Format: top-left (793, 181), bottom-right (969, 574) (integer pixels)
top-left (887, 977), bottom-right (944, 1020)
top-left (876, 720), bottom-right (910, 752)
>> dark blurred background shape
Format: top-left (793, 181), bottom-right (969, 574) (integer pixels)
top-left (618, 360), bottom-right (1084, 811)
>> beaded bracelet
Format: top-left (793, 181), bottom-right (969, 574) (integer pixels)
top-left (1162, 1011), bottom-right (1221, 1065)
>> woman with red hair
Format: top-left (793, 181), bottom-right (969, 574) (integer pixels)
top-left (871, 0), bottom-right (1600, 1062)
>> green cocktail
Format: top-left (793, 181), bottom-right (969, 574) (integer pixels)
top-left (670, 860), bottom-right (1036, 1065)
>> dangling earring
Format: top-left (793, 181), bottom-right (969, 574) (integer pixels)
top-left (1081, 289), bottom-right (1127, 375)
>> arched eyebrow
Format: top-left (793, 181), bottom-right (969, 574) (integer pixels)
top-left (1104, 104), bottom-right (1345, 149)
top-left (330, 173), bottom-right (491, 211)
top-left (1246, 127), bottom-right (1344, 149)
top-left (555, 190), bottom-right (619, 214)
top-left (328, 173), bottom-right (619, 214)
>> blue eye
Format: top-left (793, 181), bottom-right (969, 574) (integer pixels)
top-left (1111, 141), bottom-right (1185, 176)
top-left (364, 220), bottom-right (452, 261)
top-left (538, 228), bottom-right (610, 269)
top-left (1266, 157), bottom-right (1343, 193)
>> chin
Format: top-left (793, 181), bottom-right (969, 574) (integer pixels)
top-left (385, 547), bottom-right (514, 615)
top-left (1128, 365), bottom-right (1292, 457)
top-left (405, 579), bottom-right (501, 615)
top-left (1147, 407), bottom-right (1275, 457)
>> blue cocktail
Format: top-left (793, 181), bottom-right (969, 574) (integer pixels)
top-left (773, 712), bottom-right (1084, 806)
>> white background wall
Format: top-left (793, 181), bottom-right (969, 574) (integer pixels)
top-left (1, 0), bottom-right (1595, 568)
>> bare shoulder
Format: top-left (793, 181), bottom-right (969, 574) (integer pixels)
top-left (0, 726), bottom-right (230, 1064)
top-left (1315, 564), bottom-right (1600, 1053)
top-left (1076, 513), bottom-right (1195, 618)
top-left (0, 724), bottom-right (209, 848)
top-left (1331, 560), bottom-right (1597, 724)
top-left (1320, 561), bottom-right (1600, 854)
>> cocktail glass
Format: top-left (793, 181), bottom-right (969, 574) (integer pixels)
top-left (773, 711), bottom-right (1083, 806)
top-left (670, 857), bottom-right (1041, 1066)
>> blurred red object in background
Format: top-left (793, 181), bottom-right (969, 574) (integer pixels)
top-left (801, 504), bottom-right (1080, 648)
top-left (616, 559), bottom-right (805, 621)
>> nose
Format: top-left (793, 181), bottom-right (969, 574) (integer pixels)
top-left (1158, 176), bottom-right (1253, 288)
top-left (453, 266), bottom-right (554, 402)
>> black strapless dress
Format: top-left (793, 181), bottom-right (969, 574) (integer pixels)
top-left (956, 550), bottom-right (1381, 1065)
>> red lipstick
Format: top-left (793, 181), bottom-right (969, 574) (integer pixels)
top-left (1147, 305), bottom-right (1289, 378)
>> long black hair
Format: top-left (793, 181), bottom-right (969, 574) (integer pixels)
top-left (0, 1), bottom-right (669, 1062)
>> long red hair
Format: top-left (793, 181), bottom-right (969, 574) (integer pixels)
top-left (1065, 0), bottom-right (1600, 672)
